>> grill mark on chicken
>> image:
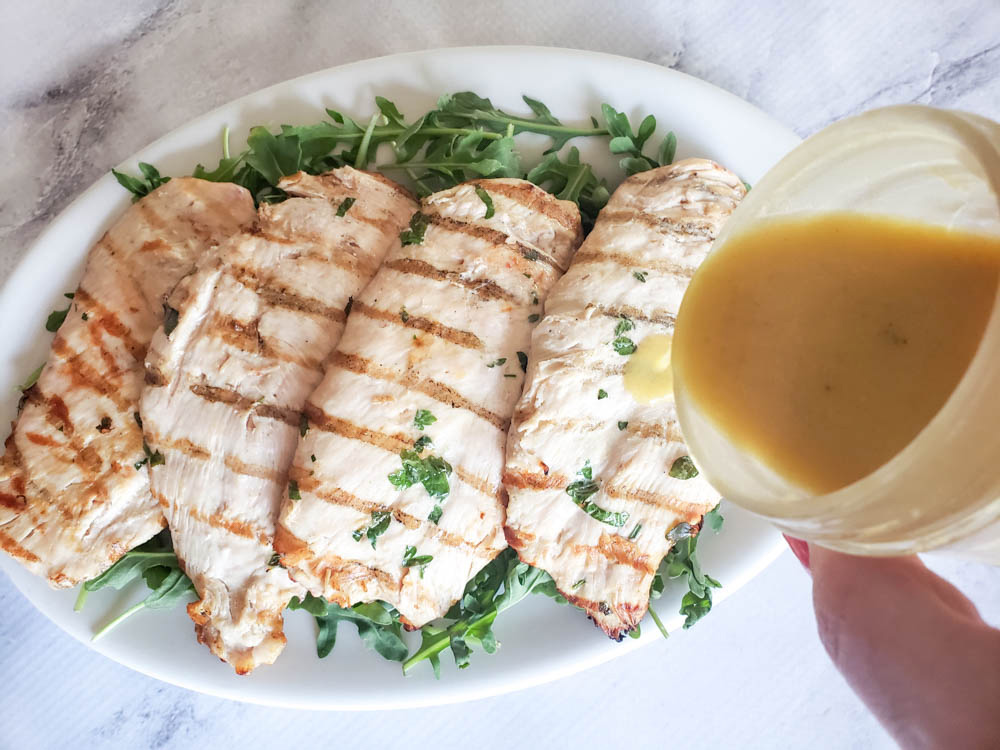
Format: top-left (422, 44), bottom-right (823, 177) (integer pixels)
top-left (72, 288), bottom-right (145, 357)
top-left (0, 530), bottom-right (41, 563)
top-left (296, 482), bottom-right (478, 551)
top-left (603, 483), bottom-right (705, 518)
top-left (571, 249), bottom-right (696, 278)
top-left (586, 304), bottom-right (677, 329)
top-left (382, 259), bottom-right (521, 304)
top-left (224, 455), bottom-right (285, 483)
top-left (50, 337), bottom-right (133, 414)
top-left (151, 489), bottom-right (270, 544)
top-left (328, 351), bottom-right (508, 431)
top-left (209, 314), bottom-right (324, 373)
top-left (424, 214), bottom-right (563, 272)
top-left (502, 468), bottom-right (570, 491)
top-left (226, 266), bottom-right (351, 324)
top-left (597, 210), bottom-right (720, 239)
top-left (567, 533), bottom-right (655, 575)
top-left (351, 301), bottom-right (484, 351)
top-left (304, 406), bottom-right (500, 501)
top-left (187, 383), bottom-right (300, 426)
top-left (466, 180), bottom-right (583, 236)
top-left (143, 433), bottom-right (211, 460)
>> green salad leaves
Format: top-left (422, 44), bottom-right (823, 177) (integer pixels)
top-left (112, 92), bottom-right (678, 229)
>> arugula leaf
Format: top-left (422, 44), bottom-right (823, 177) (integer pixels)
top-left (17, 364), bottom-right (43, 393)
top-left (77, 531), bottom-right (195, 640)
top-left (526, 146), bottom-right (610, 229)
top-left (669, 455), bottom-right (699, 480)
top-left (352, 510), bottom-right (392, 549)
top-left (288, 593), bottom-right (408, 661)
top-left (45, 292), bottom-right (74, 332)
top-left (474, 186), bottom-right (495, 218)
top-left (111, 163), bottom-right (170, 201)
top-left (704, 502), bottom-right (725, 533)
top-left (402, 548), bottom-right (564, 676)
top-left (436, 92), bottom-right (606, 154)
top-left (413, 409), bottom-right (436, 430)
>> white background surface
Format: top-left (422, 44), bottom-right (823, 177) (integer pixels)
top-left (2, 2), bottom-right (999, 748)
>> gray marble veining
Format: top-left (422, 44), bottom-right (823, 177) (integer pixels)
top-left (2, 2), bottom-right (999, 748)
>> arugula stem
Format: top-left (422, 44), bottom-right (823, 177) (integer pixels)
top-left (402, 628), bottom-right (455, 673)
top-left (73, 586), bottom-right (89, 612)
top-left (92, 600), bottom-right (147, 642)
top-left (451, 112), bottom-right (608, 138)
top-left (222, 126), bottom-right (231, 160)
top-left (647, 604), bottom-right (669, 640)
top-left (354, 113), bottom-right (381, 169)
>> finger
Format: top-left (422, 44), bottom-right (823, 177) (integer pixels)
top-left (809, 544), bottom-right (1000, 748)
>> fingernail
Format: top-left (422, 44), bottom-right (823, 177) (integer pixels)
top-left (784, 534), bottom-right (811, 571)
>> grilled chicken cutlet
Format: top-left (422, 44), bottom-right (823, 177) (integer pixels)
top-left (140, 168), bottom-right (416, 673)
top-left (503, 160), bottom-right (746, 639)
top-left (277, 179), bottom-right (582, 627)
top-left (0, 179), bottom-right (254, 586)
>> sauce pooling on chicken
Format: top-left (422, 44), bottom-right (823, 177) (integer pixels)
top-left (672, 212), bottom-right (1000, 495)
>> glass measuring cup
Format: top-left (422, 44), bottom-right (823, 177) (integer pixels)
top-left (672, 105), bottom-right (1000, 562)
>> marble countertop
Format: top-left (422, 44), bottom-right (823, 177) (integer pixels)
top-left (2, 1), bottom-right (999, 748)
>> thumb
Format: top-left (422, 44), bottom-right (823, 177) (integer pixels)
top-left (808, 543), bottom-right (1000, 749)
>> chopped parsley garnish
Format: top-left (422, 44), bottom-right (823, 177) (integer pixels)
top-left (523, 249), bottom-right (540, 261)
top-left (617, 421), bottom-right (628, 431)
top-left (517, 351), bottom-right (528, 372)
top-left (400, 307), bottom-right (410, 322)
top-left (487, 357), bottom-right (507, 368)
top-left (572, 579), bottom-right (585, 590)
top-left (145, 441), bottom-right (164, 467)
top-left (133, 411), bottom-right (143, 428)
top-left (336, 196), bottom-right (356, 217)
top-left (97, 416), bottom-right (112, 433)
top-left (413, 409), bottom-right (436, 430)
top-left (597, 389), bottom-right (608, 400)
top-left (628, 523), bottom-right (642, 540)
top-left (268, 553), bottom-right (281, 567)
top-left (669, 456), bottom-right (699, 480)
top-left (613, 337), bottom-right (636, 356)
top-left (163, 304), bottom-right (180, 336)
top-left (288, 480), bottom-right (301, 500)
top-left (565, 462), bottom-right (628, 528)
top-left (345, 296), bottom-right (354, 316)
top-left (428, 504), bottom-right (443, 524)
top-left (399, 212), bottom-right (429, 245)
top-left (352, 510), bottom-right (392, 548)
top-left (474, 186), bottom-right (495, 218)
top-left (402, 545), bottom-right (434, 577)
top-left (633, 270), bottom-right (648, 283)
top-left (299, 413), bottom-right (309, 437)
top-left (388, 449), bottom-right (452, 500)
top-left (528, 313), bottom-right (540, 323)
top-left (310, 454), bottom-right (317, 463)
top-left (81, 312), bottom-right (89, 321)
top-left (413, 435), bottom-right (432, 453)
top-left (612, 316), bottom-right (636, 355)
top-left (504, 373), bottom-right (517, 378)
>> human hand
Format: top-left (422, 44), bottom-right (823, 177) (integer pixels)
top-left (786, 537), bottom-right (1000, 749)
